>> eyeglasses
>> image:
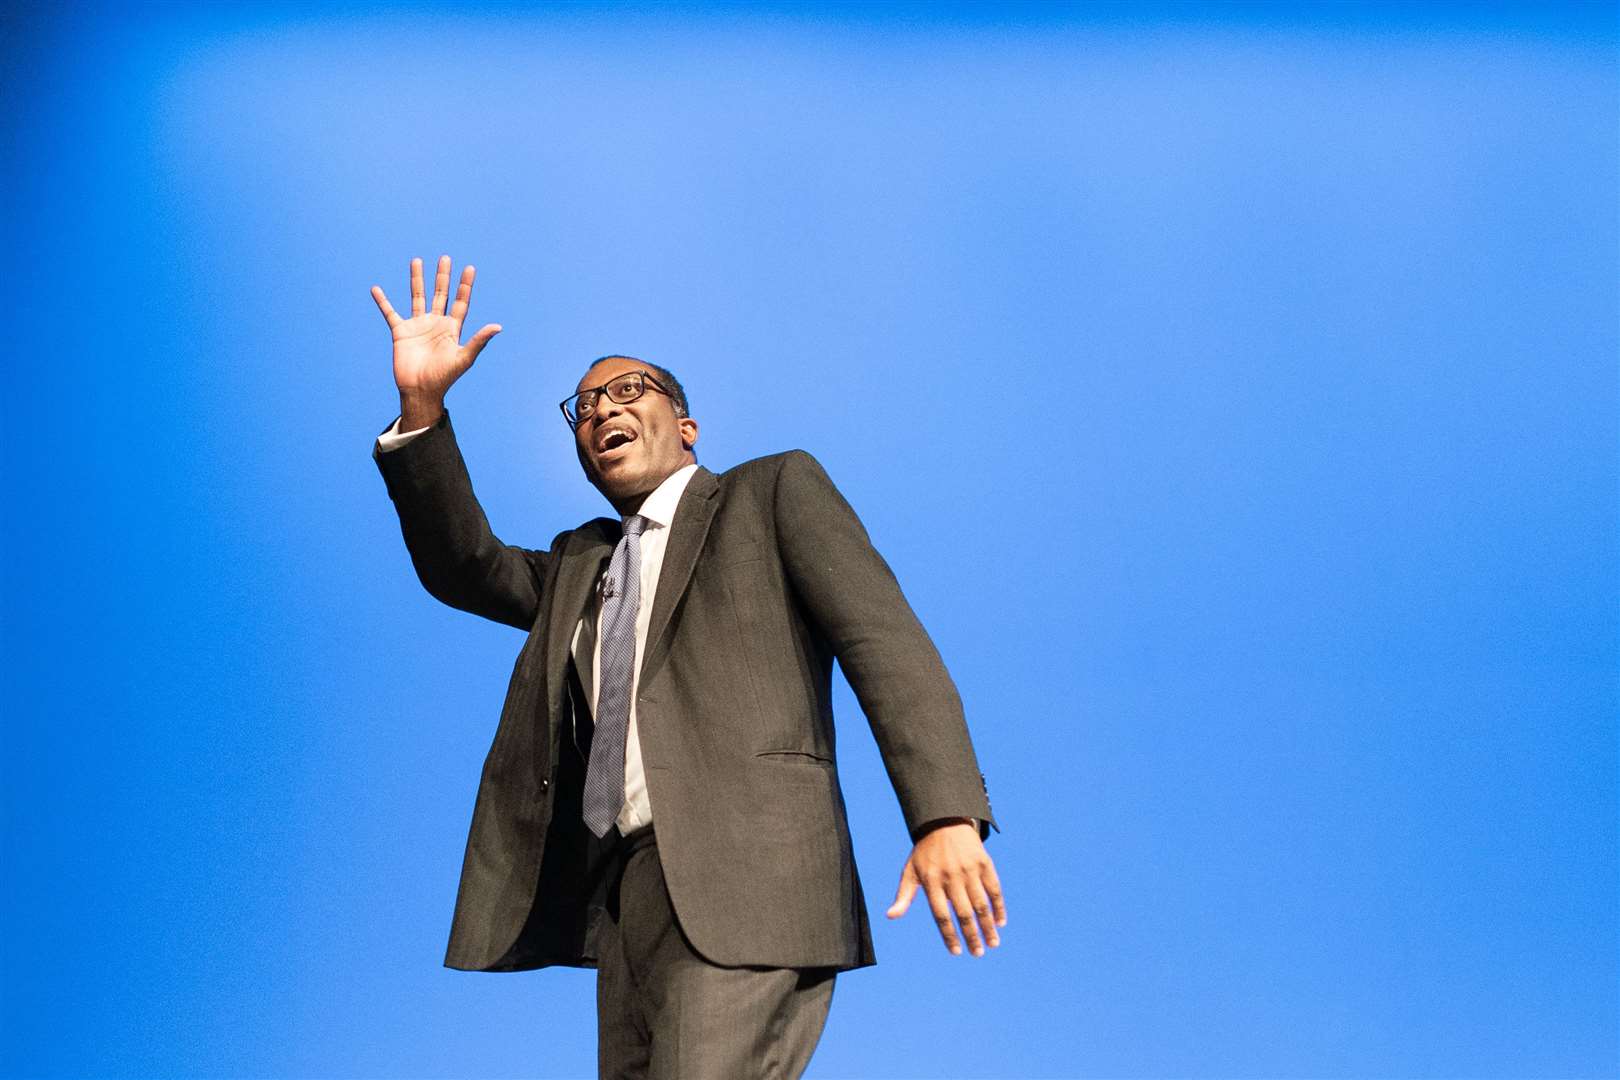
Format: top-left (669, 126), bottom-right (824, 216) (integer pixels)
top-left (559, 370), bottom-right (674, 430)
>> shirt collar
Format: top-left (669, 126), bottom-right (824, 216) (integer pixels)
top-left (630, 462), bottom-right (699, 530)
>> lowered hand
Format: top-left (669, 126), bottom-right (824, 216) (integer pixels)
top-left (886, 818), bottom-right (1006, 957)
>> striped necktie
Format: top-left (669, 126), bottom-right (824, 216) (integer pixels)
top-left (582, 514), bottom-right (649, 837)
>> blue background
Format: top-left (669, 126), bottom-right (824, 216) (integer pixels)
top-left (3, 3), bottom-right (1615, 1077)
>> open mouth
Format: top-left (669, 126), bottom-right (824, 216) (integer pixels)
top-left (597, 427), bottom-right (638, 458)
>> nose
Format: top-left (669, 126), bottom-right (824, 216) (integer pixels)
top-left (583, 394), bottom-right (629, 442)
top-left (594, 395), bottom-right (627, 425)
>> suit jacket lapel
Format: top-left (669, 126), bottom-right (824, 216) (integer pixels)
top-left (640, 466), bottom-right (719, 681)
top-left (545, 518), bottom-right (617, 715)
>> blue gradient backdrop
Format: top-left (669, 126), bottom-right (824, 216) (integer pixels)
top-left (3, 3), bottom-right (1615, 1077)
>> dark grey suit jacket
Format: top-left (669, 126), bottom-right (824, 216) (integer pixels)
top-left (374, 409), bottom-right (997, 973)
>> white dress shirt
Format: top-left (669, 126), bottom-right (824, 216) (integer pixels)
top-left (569, 460), bottom-right (697, 832)
top-left (377, 416), bottom-right (697, 834)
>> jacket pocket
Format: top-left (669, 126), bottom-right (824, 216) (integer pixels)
top-left (719, 538), bottom-right (767, 568)
top-left (754, 749), bottom-right (834, 768)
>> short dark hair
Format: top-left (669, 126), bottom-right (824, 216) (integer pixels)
top-left (587, 354), bottom-right (689, 419)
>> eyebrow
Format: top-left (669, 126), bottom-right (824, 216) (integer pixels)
top-left (576, 371), bottom-right (638, 392)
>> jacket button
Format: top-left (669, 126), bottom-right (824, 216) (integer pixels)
top-left (539, 778), bottom-right (550, 793)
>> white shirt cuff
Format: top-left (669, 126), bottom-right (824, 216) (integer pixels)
top-left (376, 415), bottom-right (431, 452)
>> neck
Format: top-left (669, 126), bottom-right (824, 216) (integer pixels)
top-left (604, 457), bottom-right (695, 517)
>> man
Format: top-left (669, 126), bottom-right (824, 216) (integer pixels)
top-left (369, 255), bottom-right (1005, 1077)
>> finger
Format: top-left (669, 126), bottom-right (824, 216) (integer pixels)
top-left (886, 862), bottom-right (919, 919)
top-left (967, 873), bottom-right (999, 950)
top-left (432, 254), bottom-right (452, 316)
top-left (410, 257), bottom-right (425, 316)
top-left (448, 264), bottom-right (477, 330)
top-left (463, 323), bottom-right (503, 364)
top-left (982, 860), bottom-right (1007, 927)
top-left (948, 879), bottom-right (985, 957)
top-left (924, 877), bottom-right (962, 956)
top-left (370, 285), bottom-right (402, 330)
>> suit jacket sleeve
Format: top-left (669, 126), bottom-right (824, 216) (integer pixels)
top-left (773, 450), bottom-right (998, 841)
top-left (372, 409), bottom-right (553, 631)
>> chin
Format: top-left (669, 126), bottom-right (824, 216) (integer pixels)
top-left (593, 465), bottom-right (650, 502)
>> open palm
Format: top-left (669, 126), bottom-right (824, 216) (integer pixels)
top-left (370, 255), bottom-right (502, 399)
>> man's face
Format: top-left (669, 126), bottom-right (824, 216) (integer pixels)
top-left (572, 356), bottom-right (699, 510)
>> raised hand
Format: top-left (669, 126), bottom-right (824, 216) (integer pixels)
top-left (886, 818), bottom-right (1006, 958)
top-left (370, 255), bottom-right (502, 428)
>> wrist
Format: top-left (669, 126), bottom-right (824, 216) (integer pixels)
top-left (912, 816), bottom-right (976, 842)
top-left (398, 389), bottom-right (445, 430)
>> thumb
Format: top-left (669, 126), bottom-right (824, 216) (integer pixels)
top-left (464, 323), bottom-right (502, 362)
top-left (886, 862), bottom-right (919, 919)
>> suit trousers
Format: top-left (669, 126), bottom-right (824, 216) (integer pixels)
top-left (596, 825), bottom-right (837, 1079)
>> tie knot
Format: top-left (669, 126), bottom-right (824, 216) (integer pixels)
top-left (622, 514), bottom-right (649, 539)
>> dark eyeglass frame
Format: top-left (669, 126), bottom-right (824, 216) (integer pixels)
top-left (558, 370), bottom-right (673, 430)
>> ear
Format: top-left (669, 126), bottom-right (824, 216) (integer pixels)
top-left (678, 417), bottom-right (699, 451)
